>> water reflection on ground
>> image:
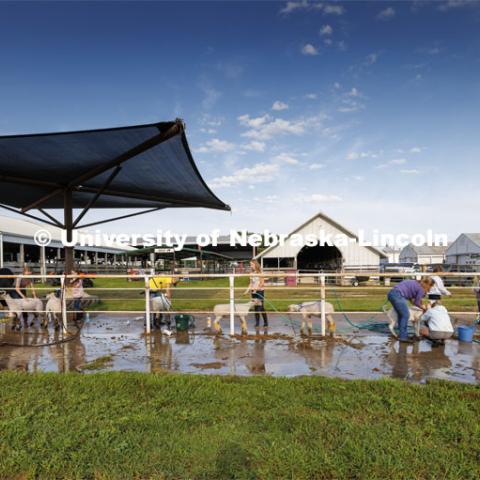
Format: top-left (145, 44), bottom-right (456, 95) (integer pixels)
top-left (0, 313), bottom-right (479, 383)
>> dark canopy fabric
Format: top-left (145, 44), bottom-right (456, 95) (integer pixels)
top-left (0, 121), bottom-right (230, 211)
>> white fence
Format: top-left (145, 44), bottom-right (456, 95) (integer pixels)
top-left (0, 271), bottom-right (479, 338)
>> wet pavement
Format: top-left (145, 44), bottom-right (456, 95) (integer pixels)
top-left (0, 313), bottom-right (479, 383)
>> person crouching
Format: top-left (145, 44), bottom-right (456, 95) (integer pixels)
top-left (420, 300), bottom-right (454, 346)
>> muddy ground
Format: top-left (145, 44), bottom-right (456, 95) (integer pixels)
top-left (1, 313), bottom-right (479, 383)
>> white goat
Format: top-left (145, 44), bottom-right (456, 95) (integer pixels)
top-left (0, 291), bottom-right (44, 330)
top-left (288, 301), bottom-right (336, 336)
top-left (209, 300), bottom-right (256, 335)
top-left (383, 305), bottom-right (423, 338)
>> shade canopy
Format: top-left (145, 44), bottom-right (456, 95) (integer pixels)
top-left (0, 120), bottom-right (230, 216)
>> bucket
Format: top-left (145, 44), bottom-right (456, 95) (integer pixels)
top-left (457, 325), bottom-right (475, 343)
top-left (175, 314), bottom-right (194, 332)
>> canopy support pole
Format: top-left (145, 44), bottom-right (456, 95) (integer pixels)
top-left (64, 189), bottom-right (74, 274)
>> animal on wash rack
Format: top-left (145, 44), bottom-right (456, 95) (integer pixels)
top-left (0, 290), bottom-right (45, 330)
top-left (383, 304), bottom-right (423, 338)
top-left (208, 300), bottom-right (257, 335)
top-left (288, 301), bottom-right (336, 336)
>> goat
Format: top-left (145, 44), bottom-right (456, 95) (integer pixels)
top-left (288, 301), bottom-right (336, 336)
top-left (209, 300), bottom-right (256, 335)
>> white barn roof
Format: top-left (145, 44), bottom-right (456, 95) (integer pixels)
top-left (255, 211), bottom-right (386, 262)
top-left (0, 215), bottom-right (132, 253)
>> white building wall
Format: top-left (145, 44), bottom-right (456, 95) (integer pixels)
top-left (446, 234), bottom-right (480, 265)
top-left (260, 215), bottom-right (381, 266)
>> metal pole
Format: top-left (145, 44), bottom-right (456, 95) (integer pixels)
top-left (61, 273), bottom-right (68, 334)
top-left (229, 274), bottom-right (235, 336)
top-left (64, 189), bottom-right (74, 274)
top-left (0, 232), bottom-right (3, 268)
top-left (320, 274), bottom-right (326, 336)
top-left (145, 275), bottom-right (151, 335)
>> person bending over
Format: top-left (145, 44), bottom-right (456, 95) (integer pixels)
top-left (387, 278), bottom-right (433, 343)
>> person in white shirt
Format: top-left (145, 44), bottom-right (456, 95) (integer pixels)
top-left (428, 265), bottom-right (451, 305)
top-left (420, 301), bottom-right (454, 343)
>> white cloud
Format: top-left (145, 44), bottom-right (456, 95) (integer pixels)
top-left (347, 87), bottom-right (360, 97)
top-left (305, 93), bottom-right (318, 99)
top-left (210, 163), bottom-right (280, 188)
top-left (346, 151), bottom-right (374, 160)
top-left (410, 146), bottom-right (422, 153)
top-left (376, 158), bottom-right (407, 169)
top-left (400, 169), bottom-right (420, 174)
top-left (273, 152), bottom-right (300, 165)
top-left (301, 43), bottom-right (319, 56)
top-left (323, 4), bottom-right (345, 15)
top-left (438, 0), bottom-right (474, 12)
top-left (272, 100), bottom-right (289, 111)
top-left (280, 0), bottom-right (311, 14)
top-left (294, 193), bottom-right (343, 203)
top-left (196, 138), bottom-right (235, 154)
top-left (238, 114), bottom-right (307, 140)
top-left (352, 175), bottom-right (365, 181)
top-left (365, 53), bottom-right (378, 66)
top-left (242, 141), bottom-right (266, 152)
top-left (309, 163), bottom-right (325, 170)
top-left (377, 7), bottom-right (396, 20)
top-left (319, 24), bottom-right (333, 36)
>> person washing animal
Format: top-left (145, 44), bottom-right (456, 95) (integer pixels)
top-left (419, 299), bottom-right (454, 345)
top-left (387, 277), bottom-right (433, 343)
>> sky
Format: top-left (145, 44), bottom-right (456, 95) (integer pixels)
top-left (0, 0), bottom-right (479, 243)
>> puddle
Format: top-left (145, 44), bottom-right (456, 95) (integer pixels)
top-left (0, 313), bottom-right (479, 383)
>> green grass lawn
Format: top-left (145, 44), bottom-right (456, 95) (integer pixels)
top-left (34, 277), bottom-right (479, 313)
top-left (0, 372), bottom-right (478, 479)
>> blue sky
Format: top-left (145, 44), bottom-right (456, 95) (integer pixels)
top-left (0, 1), bottom-right (479, 240)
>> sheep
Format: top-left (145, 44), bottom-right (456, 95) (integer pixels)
top-left (209, 300), bottom-right (256, 335)
top-left (288, 301), bottom-right (336, 336)
top-left (0, 291), bottom-right (44, 330)
top-left (383, 304), bottom-right (423, 338)
top-left (45, 292), bottom-right (62, 330)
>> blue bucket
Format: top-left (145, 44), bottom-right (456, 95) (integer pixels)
top-left (457, 325), bottom-right (475, 343)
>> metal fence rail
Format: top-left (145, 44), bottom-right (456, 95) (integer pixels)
top-left (0, 272), bottom-right (479, 337)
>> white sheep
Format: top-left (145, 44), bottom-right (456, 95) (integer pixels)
top-left (45, 292), bottom-right (62, 330)
top-left (209, 300), bottom-right (256, 335)
top-left (0, 292), bottom-right (44, 330)
top-left (288, 301), bottom-right (336, 336)
top-left (383, 304), bottom-right (423, 338)
top-left (150, 293), bottom-right (172, 328)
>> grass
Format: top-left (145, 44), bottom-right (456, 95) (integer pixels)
top-left (0, 372), bottom-right (479, 479)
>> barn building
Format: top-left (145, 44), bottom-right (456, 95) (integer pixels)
top-left (398, 243), bottom-right (448, 265)
top-left (445, 233), bottom-right (480, 268)
top-left (255, 212), bottom-right (386, 272)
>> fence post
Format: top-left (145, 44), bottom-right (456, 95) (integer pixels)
top-left (229, 274), bottom-right (235, 336)
top-left (61, 273), bottom-right (68, 334)
top-left (320, 274), bottom-right (326, 336)
top-left (145, 275), bottom-right (151, 335)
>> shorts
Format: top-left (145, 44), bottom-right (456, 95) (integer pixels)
top-left (428, 294), bottom-right (441, 301)
top-left (427, 330), bottom-right (453, 340)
